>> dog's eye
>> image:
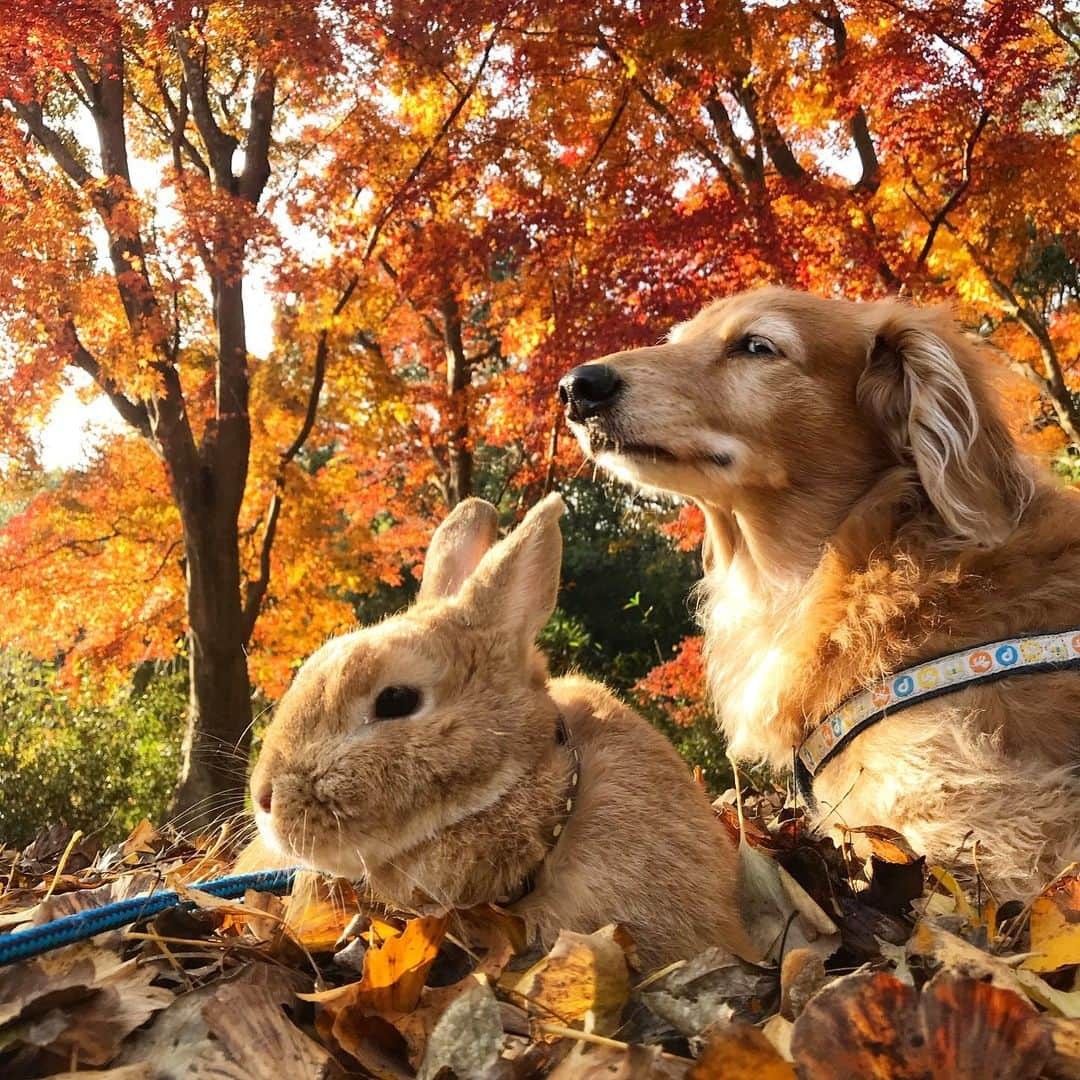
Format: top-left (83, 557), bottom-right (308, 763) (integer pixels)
top-left (738, 334), bottom-right (778, 357)
top-left (373, 686), bottom-right (422, 720)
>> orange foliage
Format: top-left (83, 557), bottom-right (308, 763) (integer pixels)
top-left (0, 0), bottom-right (1077, 721)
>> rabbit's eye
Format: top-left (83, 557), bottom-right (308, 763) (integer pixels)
top-left (373, 685), bottom-right (422, 720)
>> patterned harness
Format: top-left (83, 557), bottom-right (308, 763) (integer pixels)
top-left (795, 627), bottom-right (1080, 803)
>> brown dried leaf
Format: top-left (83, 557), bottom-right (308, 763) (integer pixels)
top-left (792, 969), bottom-right (1052, 1079)
top-left (122, 819), bottom-right (162, 859)
top-left (320, 1010), bottom-right (412, 1079)
top-left (792, 970), bottom-right (924, 1079)
top-left (779, 947), bottom-right (826, 1021)
top-left (1044, 1016), bottom-right (1080, 1080)
top-left (921, 971), bottom-right (1051, 1078)
top-left (640, 946), bottom-right (776, 1034)
top-left (0, 942), bottom-right (130, 1026)
top-left (118, 970), bottom-right (334, 1080)
top-left (0, 945), bottom-right (171, 1066)
top-left (416, 978), bottom-right (503, 1080)
top-left (690, 1020), bottom-right (796, 1079)
top-left (846, 825), bottom-right (921, 864)
top-left (548, 1044), bottom-right (689, 1079)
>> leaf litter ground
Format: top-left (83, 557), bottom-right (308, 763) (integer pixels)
top-left (1, 787), bottom-right (1079, 1079)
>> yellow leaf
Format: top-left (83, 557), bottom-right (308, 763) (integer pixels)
top-left (299, 913), bottom-right (448, 1016)
top-left (507, 925), bottom-right (629, 1036)
top-left (928, 866), bottom-right (977, 921)
top-left (284, 873), bottom-right (359, 952)
top-left (1025, 876), bottom-right (1080, 973)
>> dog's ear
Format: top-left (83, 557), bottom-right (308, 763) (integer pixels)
top-left (857, 306), bottom-right (1032, 547)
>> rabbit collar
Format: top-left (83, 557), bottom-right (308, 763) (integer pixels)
top-left (500, 713), bottom-right (580, 906)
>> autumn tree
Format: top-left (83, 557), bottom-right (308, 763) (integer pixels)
top-left (0, 1), bottom-right (441, 819)
top-left (1, 0), bottom-right (1077, 822)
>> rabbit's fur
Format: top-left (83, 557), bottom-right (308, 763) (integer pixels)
top-left (249, 494), bottom-right (755, 967)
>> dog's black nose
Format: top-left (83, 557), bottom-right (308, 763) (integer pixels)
top-left (558, 364), bottom-right (623, 421)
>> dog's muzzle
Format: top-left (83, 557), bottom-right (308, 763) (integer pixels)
top-left (558, 364), bottom-right (623, 423)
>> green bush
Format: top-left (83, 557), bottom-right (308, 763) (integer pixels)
top-left (0, 654), bottom-right (185, 847)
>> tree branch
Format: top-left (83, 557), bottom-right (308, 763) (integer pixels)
top-left (241, 275), bottom-right (360, 640)
top-left (913, 109), bottom-right (988, 267)
top-left (239, 65), bottom-right (276, 204)
top-left (62, 321), bottom-right (153, 440)
top-left (8, 100), bottom-right (94, 187)
top-left (597, 36), bottom-right (743, 196)
top-left (813, 3), bottom-right (879, 192)
top-left (363, 22), bottom-right (503, 261)
top-left (173, 26), bottom-right (238, 188)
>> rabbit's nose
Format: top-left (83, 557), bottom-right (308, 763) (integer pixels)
top-left (254, 784), bottom-right (272, 814)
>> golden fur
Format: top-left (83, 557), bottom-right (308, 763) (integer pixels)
top-left (566, 286), bottom-right (1080, 896)
top-left (248, 495), bottom-right (755, 968)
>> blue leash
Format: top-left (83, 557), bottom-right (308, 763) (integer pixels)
top-left (0, 867), bottom-right (298, 967)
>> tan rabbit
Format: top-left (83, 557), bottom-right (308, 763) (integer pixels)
top-left (248, 494), bottom-right (756, 968)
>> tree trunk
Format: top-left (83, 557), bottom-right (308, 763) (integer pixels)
top-left (170, 269), bottom-right (254, 825)
top-left (171, 510), bottom-right (253, 826)
top-left (441, 293), bottom-right (473, 507)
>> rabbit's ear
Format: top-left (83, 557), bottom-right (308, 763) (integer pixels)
top-left (419, 498), bottom-right (500, 601)
top-left (458, 493), bottom-right (565, 648)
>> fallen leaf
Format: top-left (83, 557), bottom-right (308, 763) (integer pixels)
top-left (1026, 877), bottom-right (1080, 973)
top-left (791, 970), bottom-right (924, 1079)
top-left (779, 946), bottom-right (826, 1021)
top-left (865, 854), bottom-right (926, 914)
top-left (510, 925), bottom-right (630, 1036)
top-left (116, 965), bottom-right (328, 1080)
top-left (122, 820), bottom-right (162, 859)
top-left (760, 1013), bottom-right (794, 1062)
top-left (548, 1043), bottom-right (689, 1078)
top-left (1043, 1016), bottom-right (1080, 1080)
top-left (921, 971), bottom-right (1052, 1078)
top-left (640, 946), bottom-right (777, 1035)
top-left (300, 913), bottom-right (448, 1016)
top-left (927, 866), bottom-right (978, 922)
top-left (738, 839), bottom-right (839, 963)
top-left (791, 969), bottom-right (1052, 1079)
top-left (906, 917), bottom-right (1080, 1017)
top-left (846, 825), bottom-right (921, 864)
top-left (417, 977), bottom-right (503, 1080)
top-left (318, 1010), bottom-right (412, 1079)
top-left (0, 943), bottom-right (173, 1067)
top-left (284, 873), bottom-right (358, 952)
top-left (0, 942), bottom-right (132, 1026)
top-left (690, 1020), bottom-right (796, 1079)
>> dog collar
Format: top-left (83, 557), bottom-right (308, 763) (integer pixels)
top-left (797, 627), bottom-right (1080, 781)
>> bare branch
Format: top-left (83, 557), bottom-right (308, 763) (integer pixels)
top-left (597, 35), bottom-right (743, 196)
top-left (812, 3), bottom-right (879, 192)
top-left (173, 26), bottom-right (238, 187)
top-left (582, 86), bottom-right (630, 177)
top-left (8, 100), bottom-right (94, 188)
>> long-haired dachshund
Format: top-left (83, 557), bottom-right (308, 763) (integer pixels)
top-left (561, 286), bottom-right (1080, 896)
